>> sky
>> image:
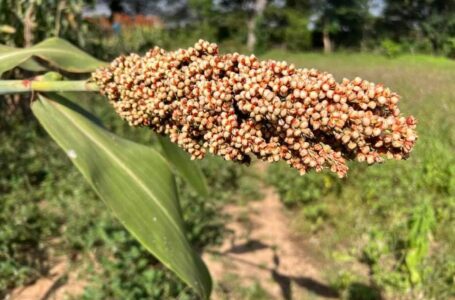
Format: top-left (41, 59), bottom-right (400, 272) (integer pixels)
top-left (370, 0), bottom-right (385, 16)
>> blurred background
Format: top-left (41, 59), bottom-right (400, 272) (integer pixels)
top-left (0, 1), bottom-right (454, 299)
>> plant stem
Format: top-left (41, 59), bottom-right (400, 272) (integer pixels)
top-left (0, 80), bottom-right (99, 95)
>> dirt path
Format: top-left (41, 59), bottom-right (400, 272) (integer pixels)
top-left (203, 185), bottom-right (339, 300)
top-left (10, 173), bottom-right (339, 300)
top-left (8, 261), bottom-right (86, 300)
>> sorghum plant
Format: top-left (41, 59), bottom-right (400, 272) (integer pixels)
top-left (93, 40), bottom-right (417, 178)
top-left (0, 38), bottom-right (417, 299)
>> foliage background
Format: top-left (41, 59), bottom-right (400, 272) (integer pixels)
top-left (0, 0), bottom-right (454, 299)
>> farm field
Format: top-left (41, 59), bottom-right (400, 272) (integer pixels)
top-left (262, 52), bottom-right (455, 300)
top-left (2, 50), bottom-right (454, 300)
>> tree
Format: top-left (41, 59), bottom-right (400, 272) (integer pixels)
top-left (381, 0), bottom-right (455, 53)
top-left (213, 0), bottom-right (267, 50)
top-left (188, 0), bottom-right (267, 50)
top-left (246, 0), bottom-right (267, 51)
top-left (255, 0), bottom-right (311, 52)
top-left (311, 0), bottom-right (370, 53)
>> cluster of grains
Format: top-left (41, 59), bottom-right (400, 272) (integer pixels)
top-left (92, 40), bottom-right (417, 177)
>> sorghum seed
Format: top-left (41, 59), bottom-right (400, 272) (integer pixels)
top-left (92, 40), bottom-right (417, 178)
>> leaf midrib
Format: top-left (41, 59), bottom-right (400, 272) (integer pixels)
top-left (0, 48), bottom-right (93, 60)
top-left (49, 100), bottom-right (185, 237)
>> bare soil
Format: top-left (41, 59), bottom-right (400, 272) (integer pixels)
top-left (203, 185), bottom-right (339, 300)
top-left (8, 260), bottom-right (86, 300)
top-left (10, 172), bottom-right (339, 300)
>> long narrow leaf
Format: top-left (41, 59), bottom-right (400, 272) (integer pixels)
top-left (0, 45), bottom-right (46, 72)
top-left (0, 38), bottom-right (107, 74)
top-left (31, 93), bottom-right (212, 299)
top-left (158, 136), bottom-right (209, 197)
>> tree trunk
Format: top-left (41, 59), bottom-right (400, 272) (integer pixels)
top-left (322, 27), bottom-right (332, 54)
top-left (247, 0), bottom-right (267, 52)
top-left (24, 2), bottom-right (36, 47)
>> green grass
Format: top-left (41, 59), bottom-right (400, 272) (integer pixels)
top-left (0, 92), bottom-right (256, 299)
top-left (265, 52), bottom-right (455, 300)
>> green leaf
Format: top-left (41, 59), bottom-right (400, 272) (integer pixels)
top-left (158, 136), bottom-right (209, 197)
top-left (0, 45), bottom-right (46, 72)
top-left (0, 38), bottom-right (107, 75)
top-left (0, 25), bottom-right (15, 34)
top-left (31, 93), bottom-right (212, 299)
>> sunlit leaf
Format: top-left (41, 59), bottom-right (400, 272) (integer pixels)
top-left (0, 45), bottom-right (46, 72)
top-left (158, 135), bottom-right (209, 197)
top-left (0, 38), bottom-right (107, 75)
top-left (0, 25), bottom-right (15, 34)
top-left (32, 93), bottom-right (212, 299)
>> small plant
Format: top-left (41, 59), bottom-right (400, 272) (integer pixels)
top-left (405, 199), bottom-right (435, 285)
top-left (0, 38), bottom-right (418, 298)
top-left (443, 37), bottom-right (455, 59)
top-left (380, 39), bottom-right (403, 58)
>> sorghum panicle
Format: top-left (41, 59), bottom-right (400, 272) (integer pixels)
top-left (92, 40), bottom-right (417, 177)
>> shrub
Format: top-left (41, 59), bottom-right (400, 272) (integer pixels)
top-left (380, 39), bottom-right (402, 58)
top-left (255, 8), bottom-right (312, 53)
top-left (284, 11), bottom-right (312, 52)
top-left (443, 37), bottom-right (455, 59)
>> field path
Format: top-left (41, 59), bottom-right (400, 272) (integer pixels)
top-left (10, 167), bottom-right (339, 300)
top-left (203, 182), bottom-right (339, 300)
top-left (8, 260), bottom-right (86, 300)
